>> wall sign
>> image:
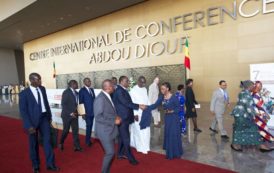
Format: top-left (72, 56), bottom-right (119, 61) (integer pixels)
top-left (28, 0), bottom-right (274, 64)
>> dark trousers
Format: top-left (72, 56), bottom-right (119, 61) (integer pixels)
top-left (85, 115), bottom-right (94, 145)
top-left (60, 116), bottom-right (80, 148)
top-left (28, 116), bottom-right (55, 168)
top-left (118, 122), bottom-right (135, 161)
top-left (99, 138), bottom-right (115, 173)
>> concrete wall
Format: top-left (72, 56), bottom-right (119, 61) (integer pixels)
top-left (23, 0), bottom-right (274, 102)
top-left (0, 48), bottom-right (19, 85)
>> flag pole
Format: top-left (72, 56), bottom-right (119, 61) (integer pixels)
top-left (184, 34), bottom-right (191, 142)
top-left (53, 61), bottom-right (57, 89)
top-left (184, 34), bottom-right (190, 79)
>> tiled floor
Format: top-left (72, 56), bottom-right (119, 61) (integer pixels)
top-left (1, 94), bottom-right (274, 173)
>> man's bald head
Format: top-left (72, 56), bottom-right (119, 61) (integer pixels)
top-left (102, 79), bottom-right (114, 94)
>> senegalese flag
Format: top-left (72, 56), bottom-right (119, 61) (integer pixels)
top-left (53, 61), bottom-right (56, 78)
top-left (184, 38), bottom-right (191, 70)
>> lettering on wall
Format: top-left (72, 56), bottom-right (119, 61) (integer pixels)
top-left (28, 0), bottom-right (274, 64)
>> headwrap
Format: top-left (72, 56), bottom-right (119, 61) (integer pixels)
top-left (240, 80), bottom-right (254, 89)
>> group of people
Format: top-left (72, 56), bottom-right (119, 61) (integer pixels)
top-left (95, 76), bottom-right (184, 173)
top-left (231, 80), bottom-right (274, 152)
top-left (0, 84), bottom-right (25, 95)
top-left (19, 72), bottom-right (274, 173)
top-left (208, 79), bottom-right (274, 152)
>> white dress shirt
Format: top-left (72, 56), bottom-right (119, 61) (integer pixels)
top-left (85, 86), bottom-right (93, 96)
top-left (70, 87), bottom-right (78, 103)
top-left (30, 85), bottom-right (46, 113)
top-left (102, 90), bottom-right (115, 108)
top-left (219, 88), bottom-right (229, 102)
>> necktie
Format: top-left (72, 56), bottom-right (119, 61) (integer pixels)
top-left (224, 90), bottom-right (228, 101)
top-left (36, 88), bottom-right (42, 113)
top-left (89, 88), bottom-right (93, 97)
top-left (74, 90), bottom-right (78, 103)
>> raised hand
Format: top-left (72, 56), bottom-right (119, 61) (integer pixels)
top-left (134, 115), bottom-right (139, 122)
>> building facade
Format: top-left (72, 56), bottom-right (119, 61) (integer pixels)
top-left (23, 0), bottom-right (274, 102)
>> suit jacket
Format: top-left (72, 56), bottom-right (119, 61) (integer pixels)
top-left (79, 87), bottom-right (95, 117)
top-left (210, 89), bottom-right (229, 115)
top-left (94, 92), bottom-right (118, 140)
top-left (61, 88), bottom-right (78, 118)
top-left (19, 86), bottom-right (52, 129)
top-left (113, 85), bottom-right (139, 124)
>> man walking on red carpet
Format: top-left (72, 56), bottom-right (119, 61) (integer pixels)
top-left (94, 79), bottom-right (121, 173)
top-left (19, 73), bottom-right (60, 173)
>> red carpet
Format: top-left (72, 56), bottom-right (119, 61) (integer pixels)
top-left (0, 116), bottom-right (236, 173)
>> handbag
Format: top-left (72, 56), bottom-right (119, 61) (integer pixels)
top-left (50, 126), bottom-right (58, 148)
top-left (77, 103), bottom-right (86, 116)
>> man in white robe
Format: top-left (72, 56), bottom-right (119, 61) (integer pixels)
top-left (130, 76), bottom-right (150, 154)
top-left (148, 77), bottom-right (160, 126)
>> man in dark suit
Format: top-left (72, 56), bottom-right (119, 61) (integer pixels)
top-left (110, 77), bottom-right (118, 99)
top-left (59, 80), bottom-right (83, 152)
top-left (94, 79), bottom-right (121, 173)
top-left (113, 76), bottom-right (146, 165)
top-left (19, 73), bottom-right (59, 173)
top-left (79, 77), bottom-right (95, 147)
top-left (111, 77), bottom-right (118, 89)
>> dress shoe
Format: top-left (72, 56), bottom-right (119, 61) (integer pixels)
top-left (33, 167), bottom-right (40, 173)
top-left (74, 147), bottom-right (83, 152)
top-left (86, 142), bottom-right (92, 147)
top-left (259, 148), bottom-right (274, 153)
top-left (194, 128), bottom-right (202, 133)
top-left (117, 155), bottom-right (128, 160)
top-left (209, 127), bottom-right (218, 134)
top-left (221, 135), bottom-right (229, 139)
top-left (231, 144), bottom-right (243, 152)
top-left (47, 165), bottom-right (60, 171)
top-left (58, 143), bottom-right (64, 151)
top-left (129, 159), bottom-right (139, 165)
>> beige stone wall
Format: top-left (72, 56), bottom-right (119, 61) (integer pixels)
top-left (23, 0), bottom-right (274, 102)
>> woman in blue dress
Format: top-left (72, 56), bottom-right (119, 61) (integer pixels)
top-left (175, 84), bottom-right (187, 134)
top-left (149, 82), bottom-right (183, 159)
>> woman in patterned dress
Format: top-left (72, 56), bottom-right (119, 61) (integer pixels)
top-left (175, 84), bottom-right (187, 135)
top-left (231, 80), bottom-right (264, 152)
top-left (252, 81), bottom-right (274, 151)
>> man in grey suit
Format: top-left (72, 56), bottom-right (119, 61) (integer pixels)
top-left (209, 80), bottom-right (230, 139)
top-left (94, 79), bottom-right (121, 173)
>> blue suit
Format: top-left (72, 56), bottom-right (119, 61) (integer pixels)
top-left (79, 86), bottom-right (95, 145)
top-left (113, 85), bottom-right (139, 161)
top-left (19, 86), bottom-right (55, 169)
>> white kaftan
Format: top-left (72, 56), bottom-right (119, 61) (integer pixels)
top-left (129, 85), bottom-right (150, 154)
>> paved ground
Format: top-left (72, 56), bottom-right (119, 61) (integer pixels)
top-left (1, 94), bottom-right (274, 173)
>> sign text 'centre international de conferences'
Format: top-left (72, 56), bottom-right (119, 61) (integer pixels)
top-left (29, 0), bottom-right (274, 64)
